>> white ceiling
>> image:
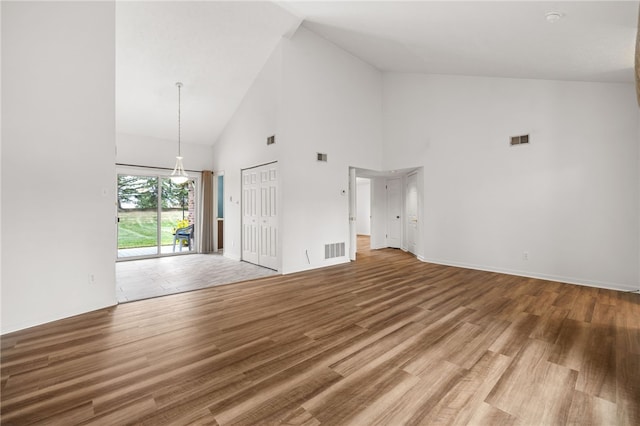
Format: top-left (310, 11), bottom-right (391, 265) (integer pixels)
top-left (116, 1), bottom-right (639, 146)
top-left (116, 1), bottom-right (302, 146)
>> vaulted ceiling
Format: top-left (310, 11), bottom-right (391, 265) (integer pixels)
top-left (116, 1), bottom-right (639, 146)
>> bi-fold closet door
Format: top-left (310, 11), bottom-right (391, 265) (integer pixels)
top-left (242, 162), bottom-right (278, 270)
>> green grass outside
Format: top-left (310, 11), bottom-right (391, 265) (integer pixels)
top-left (118, 209), bottom-right (188, 249)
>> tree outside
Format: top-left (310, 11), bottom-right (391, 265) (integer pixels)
top-left (117, 175), bottom-right (194, 250)
top-left (117, 175), bottom-right (189, 210)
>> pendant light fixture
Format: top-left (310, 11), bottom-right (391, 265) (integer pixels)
top-left (171, 82), bottom-right (188, 184)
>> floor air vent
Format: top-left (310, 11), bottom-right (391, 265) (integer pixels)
top-left (325, 242), bottom-right (345, 259)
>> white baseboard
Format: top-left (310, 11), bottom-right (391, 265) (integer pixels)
top-left (420, 257), bottom-right (638, 293)
top-left (224, 252), bottom-right (241, 261)
top-left (283, 257), bottom-right (350, 275)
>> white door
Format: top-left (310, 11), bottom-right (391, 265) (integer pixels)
top-left (259, 166), bottom-right (278, 270)
top-left (406, 172), bottom-right (418, 254)
top-left (242, 170), bottom-right (259, 264)
top-left (386, 177), bottom-right (402, 248)
top-left (242, 163), bottom-right (278, 269)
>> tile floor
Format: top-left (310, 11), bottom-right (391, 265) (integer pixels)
top-left (117, 244), bottom-right (194, 258)
top-left (116, 253), bottom-right (278, 303)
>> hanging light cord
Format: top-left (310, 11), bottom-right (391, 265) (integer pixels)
top-left (170, 82), bottom-right (188, 183)
top-left (177, 82), bottom-right (182, 156)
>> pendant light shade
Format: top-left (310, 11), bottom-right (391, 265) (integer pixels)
top-left (171, 82), bottom-right (189, 184)
top-left (171, 156), bottom-right (188, 184)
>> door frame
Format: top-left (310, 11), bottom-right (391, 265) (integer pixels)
top-left (213, 170), bottom-right (224, 253)
top-left (116, 165), bottom-right (201, 261)
top-left (348, 167), bottom-right (357, 260)
top-left (349, 166), bottom-right (424, 260)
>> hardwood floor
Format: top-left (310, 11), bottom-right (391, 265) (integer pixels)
top-left (2, 236), bottom-right (639, 425)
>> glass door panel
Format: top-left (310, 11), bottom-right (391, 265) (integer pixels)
top-left (160, 178), bottom-right (195, 254)
top-left (117, 175), bottom-right (159, 258)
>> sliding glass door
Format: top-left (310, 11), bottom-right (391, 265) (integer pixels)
top-left (117, 172), bottom-right (197, 259)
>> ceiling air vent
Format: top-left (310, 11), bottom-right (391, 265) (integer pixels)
top-left (510, 134), bottom-right (530, 146)
top-left (317, 152), bottom-right (328, 162)
top-left (267, 135), bottom-right (275, 145)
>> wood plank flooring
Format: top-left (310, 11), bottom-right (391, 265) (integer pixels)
top-left (2, 236), bottom-right (639, 425)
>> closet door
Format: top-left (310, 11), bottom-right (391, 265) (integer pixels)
top-left (241, 163), bottom-right (278, 270)
top-left (258, 165), bottom-right (278, 270)
top-left (242, 169), bottom-right (259, 264)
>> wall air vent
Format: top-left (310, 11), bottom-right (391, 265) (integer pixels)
top-left (510, 134), bottom-right (530, 146)
top-left (317, 152), bottom-right (328, 162)
top-left (267, 135), bottom-right (275, 145)
top-left (324, 242), bottom-right (345, 259)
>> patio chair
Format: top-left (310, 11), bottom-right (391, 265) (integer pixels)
top-left (173, 224), bottom-right (194, 252)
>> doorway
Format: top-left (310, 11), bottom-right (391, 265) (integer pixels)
top-left (356, 177), bottom-right (371, 253)
top-left (216, 174), bottom-right (224, 251)
top-left (349, 166), bottom-right (424, 260)
top-left (241, 162), bottom-right (279, 270)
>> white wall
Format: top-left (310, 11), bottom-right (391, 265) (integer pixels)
top-left (213, 28), bottom-right (383, 272)
top-left (212, 44), bottom-right (283, 261)
top-left (382, 73), bottom-right (639, 290)
top-left (1, 2), bottom-right (117, 333)
top-left (279, 28), bottom-right (383, 273)
top-left (356, 178), bottom-right (371, 235)
top-left (117, 133), bottom-right (214, 172)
